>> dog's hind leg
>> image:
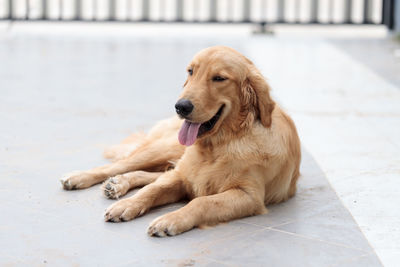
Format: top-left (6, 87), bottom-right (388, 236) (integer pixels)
top-left (61, 138), bottom-right (183, 190)
top-left (103, 133), bottom-right (147, 162)
top-left (102, 171), bottom-right (163, 199)
top-left (61, 117), bottom-right (184, 190)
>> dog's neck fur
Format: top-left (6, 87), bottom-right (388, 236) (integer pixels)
top-left (197, 114), bottom-right (258, 150)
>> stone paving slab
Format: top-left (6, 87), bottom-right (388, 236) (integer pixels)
top-left (0, 32), bottom-right (382, 266)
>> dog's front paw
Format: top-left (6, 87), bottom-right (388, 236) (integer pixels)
top-left (60, 171), bottom-right (93, 190)
top-left (102, 175), bottom-right (130, 199)
top-left (147, 212), bottom-right (193, 237)
top-left (104, 198), bottom-right (147, 222)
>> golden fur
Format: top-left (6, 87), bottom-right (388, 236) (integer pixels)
top-left (61, 46), bottom-right (301, 236)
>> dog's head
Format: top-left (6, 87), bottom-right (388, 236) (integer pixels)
top-left (176, 46), bottom-right (275, 146)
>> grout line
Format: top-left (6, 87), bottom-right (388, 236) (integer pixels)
top-left (300, 147), bottom-right (387, 259)
top-left (235, 221), bottom-right (268, 228)
top-left (267, 228), bottom-right (371, 253)
top-left (266, 219), bottom-right (301, 228)
top-left (236, 218), bottom-right (300, 229)
top-left (194, 227), bottom-right (269, 251)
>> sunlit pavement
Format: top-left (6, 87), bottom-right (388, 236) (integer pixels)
top-left (1, 22), bottom-right (399, 266)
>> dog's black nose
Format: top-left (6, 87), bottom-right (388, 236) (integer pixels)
top-left (175, 99), bottom-right (194, 117)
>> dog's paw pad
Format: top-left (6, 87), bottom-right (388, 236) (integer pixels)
top-left (102, 175), bottom-right (129, 199)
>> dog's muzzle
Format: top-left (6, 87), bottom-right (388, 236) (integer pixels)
top-left (175, 98), bottom-right (194, 118)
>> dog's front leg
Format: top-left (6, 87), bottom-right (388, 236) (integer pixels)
top-left (104, 171), bottom-right (185, 222)
top-left (147, 189), bottom-right (266, 237)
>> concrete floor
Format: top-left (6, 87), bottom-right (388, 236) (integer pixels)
top-left (1, 23), bottom-right (398, 266)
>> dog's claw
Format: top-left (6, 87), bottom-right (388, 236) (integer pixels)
top-left (60, 171), bottom-right (88, 190)
top-left (153, 231), bottom-right (164, 237)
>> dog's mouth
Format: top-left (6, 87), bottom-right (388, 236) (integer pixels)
top-left (178, 105), bottom-right (224, 146)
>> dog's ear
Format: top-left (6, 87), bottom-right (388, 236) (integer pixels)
top-left (242, 67), bottom-right (275, 128)
top-left (239, 78), bottom-right (257, 129)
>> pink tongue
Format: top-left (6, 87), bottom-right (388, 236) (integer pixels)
top-left (178, 120), bottom-right (201, 146)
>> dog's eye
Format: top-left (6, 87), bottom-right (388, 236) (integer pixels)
top-left (212, 76), bottom-right (227, 82)
top-left (188, 69), bottom-right (193, 76)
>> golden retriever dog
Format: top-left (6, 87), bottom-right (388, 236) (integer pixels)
top-left (61, 46), bottom-right (301, 237)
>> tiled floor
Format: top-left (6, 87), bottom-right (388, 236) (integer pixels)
top-left (248, 35), bottom-right (400, 267)
top-left (1, 23), bottom-right (397, 266)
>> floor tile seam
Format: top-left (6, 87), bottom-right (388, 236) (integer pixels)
top-left (326, 207), bottom-right (391, 266)
top-left (194, 227), bottom-right (269, 250)
top-left (266, 228), bottom-right (371, 253)
top-left (300, 149), bottom-right (386, 257)
top-left (256, 209), bottom-right (357, 228)
top-left (236, 219), bottom-right (299, 229)
top-left (235, 220), bottom-right (278, 228)
top-left (235, 200), bottom-right (347, 229)
top-left (25, 204), bottom-right (230, 242)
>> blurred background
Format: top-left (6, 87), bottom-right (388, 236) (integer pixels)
top-left (0, 1), bottom-right (399, 266)
top-left (0, 0), bottom-right (395, 26)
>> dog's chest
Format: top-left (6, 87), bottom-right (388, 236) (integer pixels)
top-left (181, 149), bottom-right (243, 198)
